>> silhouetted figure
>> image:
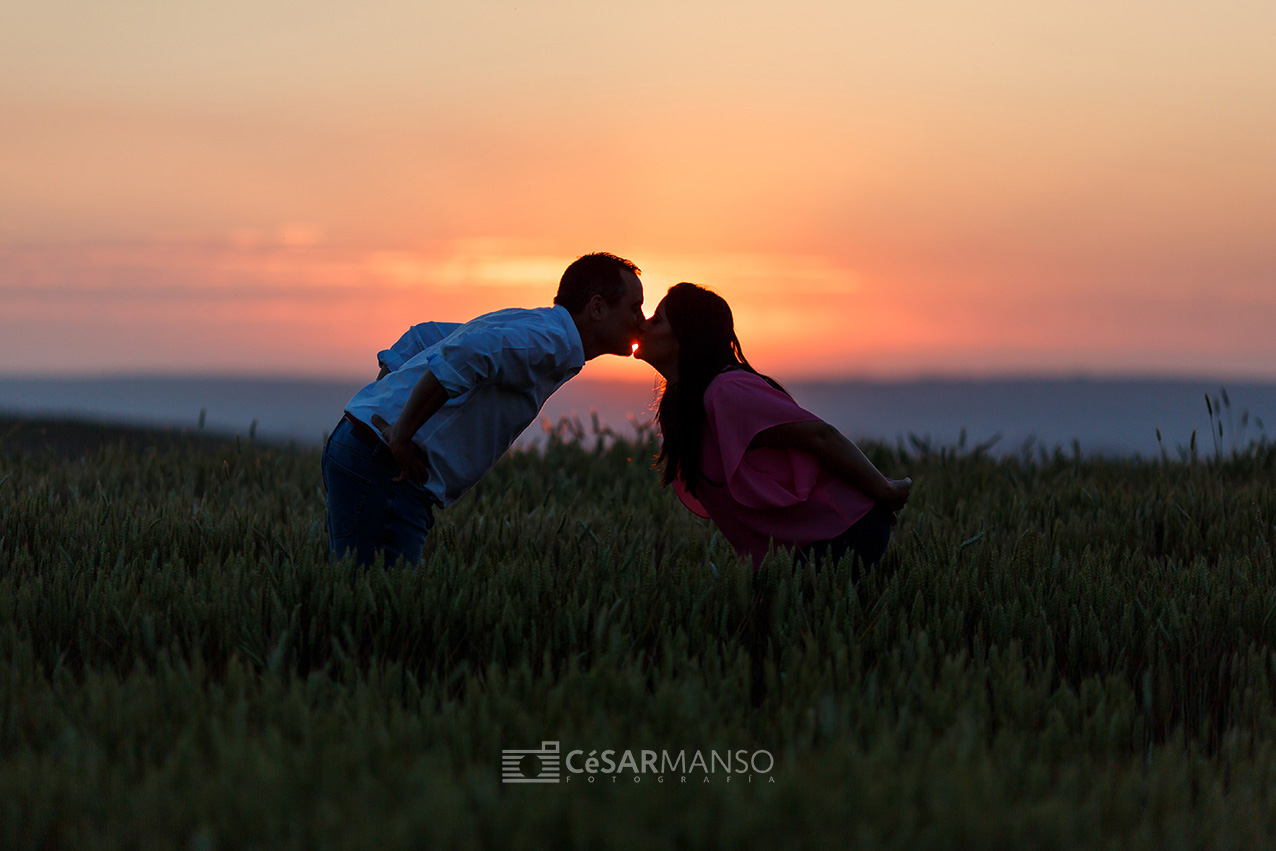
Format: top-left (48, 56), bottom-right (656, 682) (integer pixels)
top-left (636, 282), bottom-right (911, 574)
top-left (323, 252), bottom-right (644, 569)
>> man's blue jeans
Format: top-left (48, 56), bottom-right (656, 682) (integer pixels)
top-left (322, 417), bottom-right (438, 569)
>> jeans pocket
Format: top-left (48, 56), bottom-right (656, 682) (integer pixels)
top-left (323, 451), bottom-right (376, 541)
top-left (388, 485), bottom-right (436, 537)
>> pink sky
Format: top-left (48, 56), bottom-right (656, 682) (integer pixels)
top-left (2, 1), bottom-right (1274, 381)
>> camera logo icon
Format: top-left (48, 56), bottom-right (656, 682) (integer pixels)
top-left (501, 741), bottom-right (562, 783)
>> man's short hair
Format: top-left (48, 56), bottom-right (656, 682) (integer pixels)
top-left (554, 252), bottom-right (641, 313)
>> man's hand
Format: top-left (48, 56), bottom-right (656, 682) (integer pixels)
top-left (371, 414), bottom-right (431, 484)
top-left (367, 370), bottom-right (448, 484)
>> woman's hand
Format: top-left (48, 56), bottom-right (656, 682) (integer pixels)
top-left (874, 477), bottom-right (912, 525)
top-left (877, 477), bottom-right (912, 512)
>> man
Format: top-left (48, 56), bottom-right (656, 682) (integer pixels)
top-left (322, 252), bottom-right (644, 568)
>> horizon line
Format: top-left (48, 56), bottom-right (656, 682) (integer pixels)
top-left (2, 370), bottom-right (1275, 387)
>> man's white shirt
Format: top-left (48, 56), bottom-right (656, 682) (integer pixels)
top-left (344, 305), bottom-right (585, 507)
top-left (376, 321), bottom-right (463, 373)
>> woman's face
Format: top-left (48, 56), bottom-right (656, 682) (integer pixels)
top-left (633, 298), bottom-right (679, 375)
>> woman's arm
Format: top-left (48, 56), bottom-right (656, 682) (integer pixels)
top-left (750, 420), bottom-right (911, 508)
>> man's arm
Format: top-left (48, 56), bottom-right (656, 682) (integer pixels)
top-left (370, 371), bottom-right (450, 484)
top-left (749, 420), bottom-right (911, 509)
top-left (378, 322), bottom-right (465, 379)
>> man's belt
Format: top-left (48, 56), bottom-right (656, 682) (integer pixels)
top-left (342, 411), bottom-right (387, 451)
top-left (340, 413), bottom-right (434, 492)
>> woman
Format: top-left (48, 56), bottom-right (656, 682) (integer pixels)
top-left (635, 283), bottom-right (911, 572)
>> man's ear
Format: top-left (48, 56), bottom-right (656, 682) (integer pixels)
top-left (586, 293), bottom-right (607, 320)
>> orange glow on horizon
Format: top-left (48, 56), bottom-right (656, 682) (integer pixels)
top-left (6, 236), bottom-right (1274, 382)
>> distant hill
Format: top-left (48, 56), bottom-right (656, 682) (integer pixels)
top-left (0, 414), bottom-right (255, 460)
top-left (2, 375), bottom-right (1274, 457)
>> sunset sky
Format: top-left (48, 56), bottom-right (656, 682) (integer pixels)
top-left (3, 0), bottom-right (1274, 382)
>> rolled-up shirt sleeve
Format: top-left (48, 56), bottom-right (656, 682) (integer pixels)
top-left (378, 321), bottom-right (463, 372)
top-left (424, 324), bottom-right (568, 398)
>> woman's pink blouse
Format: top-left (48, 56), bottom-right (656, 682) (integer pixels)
top-left (672, 371), bottom-right (875, 569)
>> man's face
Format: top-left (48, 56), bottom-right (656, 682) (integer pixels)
top-left (597, 270), bottom-right (645, 357)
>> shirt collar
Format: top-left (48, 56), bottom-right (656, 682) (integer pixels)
top-left (551, 304), bottom-right (586, 371)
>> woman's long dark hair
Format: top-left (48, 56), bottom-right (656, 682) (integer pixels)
top-left (656, 283), bottom-right (786, 495)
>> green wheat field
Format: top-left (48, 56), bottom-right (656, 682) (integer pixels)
top-left (2, 411), bottom-right (1275, 849)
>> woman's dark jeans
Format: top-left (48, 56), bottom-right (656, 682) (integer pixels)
top-left (796, 503), bottom-right (894, 577)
